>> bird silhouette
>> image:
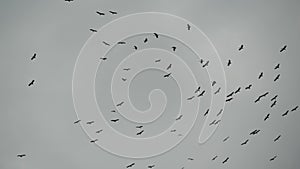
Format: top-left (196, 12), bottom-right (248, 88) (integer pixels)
top-left (170, 129), bottom-right (176, 132)
top-left (227, 91), bottom-right (234, 97)
top-left (133, 45), bottom-right (138, 50)
top-left (282, 110), bottom-right (289, 117)
top-left (222, 157), bottom-right (229, 164)
top-left (234, 87), bottom-right (241, 94)
top-left (90, 139), bottom-right (98, 143)
top-left (109, 10), bottom-right (117, 15)
top-left (28, 80), bottom-right (35, 87)
top-left (121, 78), bottom-right (127, 82)
top-left (136, 125), bottom-right (143, 129)
top-left (197, 90), bottom-right (205, 97)
top-left (123, 68), bottom-right (131, 71)
top-left (214, 87), bottom-right (221, 95)
top-left (209, 120), bottom-right (216, 126)
top-left (187, 96), bottom-right (195, 100)
top-left (204, 109), bottom-right (209, 116)
top-left (215, 120), bottom-right (221, 125)
top-left (264, 113), bottom-right (270, 121)
top-left (199, 58), bottom-right (204, 64)
top-left (116, 101), bottom-right (124, 107)
top-left (117, 41), bottom-right (126, 45)
top-left (212, 81), bottom-right (216, 86)
top-left (153, 33), bottom-right (159, 38)
top-left (74, 120), bottom-right (81, 124)
top-left (227, 59), bottom-right (232, 66)
top-left (86, 121), bottom-right (94, 125)
top-left (136, 130), bottom-right (144, 135)
top-left (269, 155), bottom-right (277, 161)
top-left (176, 115), bottom-right (183, 120)
top-left (65, 0), bottom-right (74, 2)
top-left (31, 53), bottom-right (36, 60)
top-left (144, 38), bottom-right (148, 43)
top-left (280, 45), bottom-right (287, 52)
top-left (96, 129), bottom-right (103, 133)
top-left (250, 129), bottom-right (260, 135)
top-left (110, 119), bottom-right (119, 123)
top-left (271, 95), bottom-right (278, 101)
top-left (126, 163), bottom-right (135, 168)
top-left (164, 73), bottom-right (172, 78)
top-left (155, 59), bottom-right (161, 63)
top-left (89, 28), bottom-right (97, 32)
top-left (245, 84), bottom-right (252, 90)
top-left (187, 24), bottom-right (191, 30)
top-left (111, 110), bottom-right (116, 113)
top-left (274, 135), bottom-right (281, 142)
top-left (241, 139), bottom-right (249, 145)
top-left (96, 11), bottom-right (105, 16)
top-left (258, 72), bottom-right (263, 79)
top-left (148, 165), bottom-right (155, 168)
top-left (223, 136), bottom-right (230, 142)
top-left (217, 109), bottom-right (223, 116)
top-left (274, 74), bottom-right (280, 82)
top-left (274, 63), bottom-right (280, 70)
top-left (212, 155), bottom-right (218, 160)
top-left (202, 61), bottom-right (209, 68)
top-left (17, 154), bottom-right (26, 158)
top-left (171, 46), bottom-right (177, 52)
top-left (270, 100), bottom-right (277, 108)
top-left (226, 97), bottom-right (233, 102)
top-left (238, 44), bottom-right (244, 51)
top-left (194, 86), bottom-right (201, 93)
top-left (102, 41), bottom-right (110, 46)
top-left (100, 57), bottom-right (107, 61)
top-left (187, 157), bottom-right (194, 161)
top-left (291, 105), bottom-right (298, 112)
top-left (166, 64), bottom-right (172, 70)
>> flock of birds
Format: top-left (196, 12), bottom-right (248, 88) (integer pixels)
top-left (17, 3), bottom-right (299, 169)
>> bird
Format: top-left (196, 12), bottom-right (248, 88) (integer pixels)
top-left (117, 41), bottom-right (126, 45)
top-left (238, 44), bottom-right (244, 51)
top-left (126, 163), bottom-right (135, 168)
top-left (199, 58), bottom-right (204, 64)
top-left (274, 135), bottom-right (281, 142)
top-left (187, 96), bottom-right (195, 100)
top-left (234, 87), bottom-right (241, 94)
top-left (28, 80), bottom-right (35, 87)
top-left (163, 73), bottom-right (172, 78)
top-left (153, 33), bottom-right (159, 38)
top-left (166, 64), bottom-right (172, 70)
top-left (214, 87), bottom-right (221, 95)
top-left (133, 45), bottom-right (138, 50)
top-left (197, 90), bottom-right (205, 97)
top-left (241, 139), bottom-right (249, 145)
top-left (209, 120), bottom-right (216, 126)
top-left (215, 120), bottom-right (221, 125)
top-left (204, 109), bottom-right (209, 116)
top-left (291, 105), bottom-right (299, 112)
top-left (65, 0), bottom-right (74, 2)
top-left (171, 46), bottom-right (177, 52)
top-left (123, 68), bottom-right (131, 71)
top-left (102, 41), bottom-right (110, 46)
top-left (86, 121), bottom-right (94, 125)
top-left (212, 155), bottom-right (218, 160)
top-left (170, 129), bottom-right (176, 132)
top-left (90, 139), bottom-right (98, 143)
top-left (245, 84), bottom-right (252, 90)
top-left (270, 100), bottom-right (277, 108)
top-left (254, 97), bottom-right (261, 103)
top-left (100, 57), bottom-right (107, 61)
top-left (280, 45), bottom-right (287, 52)
top-left (212, 81), bottom-right (216, 86)
top-left (111, 110), bottom-right (116, 113)
top-left (217, 109), bottom-right (223, 116)
top-left (17, 154), bottom-right (26, 158)
top-left (250, 129), bottom-right (260, 135)
top-left (121, 78), bottom-right (127, 82)
top-left (148, 165), bottom-right (155, 168)
top-left (227, 91), bottom-right (234, 97)
top-left (269, 155), bottom-right (277, 161)
top-left (136, 130), bottom-right (144, 135)
top-left (274, 63), bottom-right (280, 70)
top-left (74, 120), bottom-right (81, 124)
top-left (271, 95), bottom-right (278, 101)
top-left (227, 59), bottom-right (232, 66)
top-left (110, 119), bottom-right (119, 123)
top-left (223, 136), bottom-right (230, 142)
top-left (116, 101), bottom-right (124, 107)
top-left (136, 125), bottom-right (143, 129)
top-left (109, 10), bottom-right (117, 15)
top-left (202, 61), bottom-right (209, 68)
top-left (282, 110), bottom-right (289, 117)
top-left (96, 11), bottom-right (105, 16)
top-left (274, 74), bottom-right (280, 82)
top-left (222, 157), bottom-right (229, 164)
top-left (264, 113), bottom-right (270, 121)
top-left (226, 97), bottom-right (233, 102)
top-left (194, 86), bottom-right (201, 93)
top-left (31, 53), bottom-right (36, 60)
top-left (261, 92), bottom-right (269, 97)
top-left (176, 115), bottom-right (183, 120)
top-left (144, 38), bottom-right (148, 43)
top-left (187, 157), bottom-right (194, 161)
top-left (89, 28), bottom-right (97, 32)
top-left (155, 59), bottom-right (161, 63)
top-left (96, 129), bottom-right (103, 134)
top-left (258, 72), bottom-right (263, 79)
top-left (187, 24), bottom-right (191, 30)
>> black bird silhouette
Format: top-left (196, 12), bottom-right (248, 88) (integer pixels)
top-left (89, 28), bottom-right (97, 32)
top-left (148, 164), bottom-right (155, 168)
top-left (197, 90), bottom-right (205, 97)
top-left (212, 155), bottom-right (218, 160)
top-left (121, 78), bottom-right (127, 82)
top-left (209, 120), bottom-right (216, 126)
top-left (187, 157), bottom-right (194, 161)
top-left (270, 100), bottom-right (277, 108)
top-left (102, 41), bottom-right (110, 46)
top-left (100, 57), bottom-right (107, 61)
top-left (274, 63), bottom-right (280, 70)
top-left (171, 46), bottom-right (177, 52)
top-left (153, 33), bottom-right (159, 38)
top-left (241, 139), bottom-right (249, 145)
top-left (264, 113), bottom-right (270, 121)
top-left (258, 72), bottom-right (263, 79)
top-left (31, 53), bottom-right (36, 60)
top-left (274, 135), bottom-right (281, 142)
top-left (187, 96), bottom-right (195, 100)
top-left (223, 136), bottom-right (230, 142)
top-left (194, 86), bottom-right (201, 93)
top-left (133, 45), bottom-right (138, 50)
top-left (164, 73), bottom-right (172, 78)
top-left (204, 109), bottom-right (209, 116)
top-left (123, 68), bottom-right (131, 71)
top-left (282, 110), bottom-right (289, 117)
top-left (187, 24), bottom-right (191, 30)
top-left (136, 125), bottom-right (143, 128)
top-left (86, 121), bottom-right (94, 125)
top-left (280, 45), bottom-right (287, 52)
top-left (261, 92), bottom-right (269, 97)
top-left (111, 110), bottom-right (116, 113)
top-left (117, 41), bottom-right (126, 45)
top-left (166, 64), bottom-right (172, 70)
top-left (222, 157), bottom-right (229, 164)
top-left (234, 87), bottom-right (241, 94)
top-left (254, 97), bottom-right (261, 103)
top-left (136, 130), bottom-right (144, 135)
top-left (28, 80), bottom-right (35, 87)
top-left (212, 81), bottom-right (216, 86)
top-left (96, 11), bottom-right (105, 16)
top-left (269, 155), bottom-right (277, 161)
top-left (74, 120), bottom-right (81, 124)
top-left (110, 119), bottom-right (119, 123)
top-left (199, 58), bottom-right (204, 64)
top-left (214, 87), bottom-right (221, 95)
top-left (274, 74), bottom-right (280, 82)
top-left (291, 105), bottom-right (299, 112)
top-left (144, 38), bottom-right (148, 43)
top-left (109, 10), bottom-right (117, 15)
top-left (238, 44), bottom-right (244, 51)
top-left (250, 129), bottom-right (260, 135)
top-left (155, 59), bottom-right (161, 63)
top-left (176, 115), bottom-right (183, 120)
top-left (202, 61), bottom-right (209, 68)
top-left (116, 101), bottom-right (124, 107)
top-left (65, 0), bottom-right (74, 2)
top-left (215, 120), bottom-right (221, 125)
top-left (227, 91), bottom-right (234, 97)
top-left (226, 97), bottom-right (233, 102)
top-left (17, 154), bottom-right (26, 158)
top-left (126, 163), bottom-right (135, 168)
top-left (217, 109), bottom-right (223, 116)
top-left (96, 129), bottom-right (103, 133)
top-left (90, 139), bottom-right (98, 143)
top-left (245, 84), bottom-right (252, 90)
top-left (271, 95), bottom-right (278, 101)
top-left (227, 59), bottom-right (232, 66)
top-left (170, 129), bottom-right (176, 132)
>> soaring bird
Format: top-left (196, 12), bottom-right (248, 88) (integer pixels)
top-left (121, 78), bottom-right (127, 82)
top-left (269, 155), bottom-right (277, 161)
top-left (155, 59), bottom-right (161, 63)
top-left (96, 11), bottom-right (105, 16)
top-left (86, 121), bottom-right (94, 125)
top-left (222, 157), bottom-right (229, 164)
top-left (90, 139), bottom-right (98, 143)
top-left (194, 86), bottom-right (201, 93)
top-left (212, 81), bottom-right (216, 86)
top-left (65, 0), bottom-right (74, 2)
top-left (102, 41), bottom-right (110, 46)
top-left (163, 73), bottom-right (172, 78)
top-left (209, 120), bottom-right (216, 126)
top-left (238, 44), bottom-right (244, 51)
top-left (153, 33), bottom-right (159, 38)
top-left (227, 59), bottom-right (232, 66)
top-left (227, 91), bottom-right (234, 97)
top-left (116, 101), bottom-right (124, 107)
top-left (223, 136), bottom-right (230, 142)
top-left (187, 24), bottom-right (191, 30)
top-left (187, 96), bottom-right (195, 100)
top-left (226, 97), bottom-right (233, 102)
top-left (274, 135), bottom-right (281, 142)
top-left (234, 87), bottom-right (241, 94)
top-left (291, 105), bottom-right (299, 112)
top-left (204, 109), bottom-right (209, 116)
top-left (270, 100), bottom-right (277, 108)
top-left (202, 61), bottom-right (209, 68)
top-left (280, 45), bottom-right (287, 52)
top-left (217, 109), bottom-right (223, 116)
top-left (136, 125), bottom-right (143, 129)
top-left (100, 57), bottom-right (107, 61)
top-left (197, 90), bottom-right (205, 97)
top-left (274, 74), bottom-right (280, 82)
top-left (264, 113), bottom-right (270, 121)
top-left (274, 63), bottom-right (280, 70)
top-left (245, 84), bottom-right (252, 90)
top-left (271, 95), bottom-right (278, 101)
top-left (144, 38), bottom-right (148, 43)
top-left (212, 155), bottom-right (218, 160)
top-left (171, 46), bottom-right (177, 52)
top-left (126, 163), bottom-right (135, 168)
top-left (241, 139), bottom-right (249, 145)
top-left (166, 64), bottom-right (172, 70)
top-left (176, 115), bottom-right (183, 120)
top-left (89, 28), bottom-right (97, 32)
top-left (117, 41), bottom-right (126, 45)
top-left (258, 72), bottom-right (263, 79)
top-left (74, 120), bottom-right (81, 124)
top-left (17, 154), bottom-right (26, 158)
top-left (123, 68), bottom-right (131, 71)
top-left (136, 130), bottom-right (144, 135)
top-left (214, 87), bottom-right (221, 95)
top-left (31, 53), bottom-right (36, 60)
top-left (133, 45), bottom-right (138, 50)
top-left (109, 10), bottom-right (117, 15)
top-left (110, 119), bottom-right (119, 123)
top-left (282, 110), bottom-right (289, 117)
top-left (148, 164), bottom-right (155, 168)
top-left (28, 80), bottom-right (35, 87)
top-left (96, 129), bottom-right (103, 133)
top-left (170, 129), bottom-right (176, 132)
top-left (187, 157), bottom-right (194, 161)
top-left (250, 129), bottom-right (260, 135)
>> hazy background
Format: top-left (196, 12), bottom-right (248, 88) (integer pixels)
top-left (1, 0), bottom-right (300, 169)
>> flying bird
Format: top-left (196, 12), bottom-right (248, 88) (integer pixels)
top-left (212, 155), bottom-right (218, 160)
top-left (238, 44), bottom-right (244, 51)
top-left (133, 45), bottom-right (138, 50)
top-left (187, 96), bottom-right (195, 100)
top-left (234, 87), bottom-right (241, 94)
top-left (227, 91), bottom-right (234, 97)
top-left (89, 28), bottom-right (97, 32)
top-left (90, 139), bottom-right (98, 143)
top-left (176, 115), bottom-right (183, 120)
top-left (202, 61), bottom-right (209, 68)
top-left (291, 105), bottom-right (299, 112)
top-left (269, 155), bottom-right (277, 161)
top-left (226, 97), bottom-right (233, 102)
top-left (187, 157), bottom-right (194, 161)
top-left (109, 10), bottom-right (117, 15)
top-left (155, 59), bottom-right (161, 63)
top-left (227, 59), bottom-right (232, 66)
top-left (166, 64), bottom-right (172, 70)
top-left (258, 72), bottom-right (263, 79)
top-left (245, 84), bottom-right (252, 90)
top-left (136, 125), bottom-right (143, 129)
top-left (110, 119), bottom-right (119, 123)
top-left (65, 0), bottom-right (74, 2)
top-left (100, 57), bottom-right (107, 61)
top-left (86, 121), bottom-right (94, 125)
top-left (126, 163), bottom-right (135, 168)
top-left (144, 38), bottom-right (148, 43)
top-left (17, 154), bottom-right (26, 158)
top-left (96, 11), bottom-right (105, 16)
top-left (117, 41), bottom-right (126, 45)
top-left (148, 164), bottom-right (155, 168)
top-left (136, 130), bottom-right (144, 135)
top-left (199, 58), bottom-right (204, 64)
top-left (274, 63), bottom-right (280, 70)
top-left (282, 110), bottom-right (289, 117)
top-left (31, 53), bottom-right (36, 60)
top-left (271, 95), bottom-right (278, 101)
top-left (187, 24), bottom-right (191, 30)
top-left (153, 33), bottom-right (159, 38)
top-left (170, 129), bottom-right (176, 132)
top-left (163, 73), bottom-right (172, 78)
top-left (264, 113), bottom-right (270, 121)
top-left (280, 45), bottom-right (287, 52)
top-left (171, 46), bottom-right (177, 52)
top-left (123, 68), bottom-right (131, 71)
top-left (274, 135), bottom-right (281, 142)
top-left (194, 86), bottom-right (201, 93)
top-left (274, 74), bottom-right (280, 82)
top-left (241, 139), bottom-right (249, 145)
top-left (209, 120), bottom-right (216, 126)
top-left (223, 136), bottom-right (230, 142)
top-left (250, 129), bottom-right (260, 135)
top-left (212, 81), bottom-right (216, 86)
top-left (214, 87), bottom-right (221, 95)
top-left (197, 90), bottom-right (205, 97)
top-left (121, 78), bottom-right (127, 82)
top-left (222, 157), bottom-right (229, 164)
top-left (74, 120), bottom-right (81, 124)
top-left (270, 100), bottom-right (277, 108)
top-left (116, 101), bottom-right (124, 107)
top-left (204, 109), bottom-right (209, 116)
top-left (96, 129), bottom-right (103, 133)
top-left (28, 80), bottom-right (35, 87)
top-left (102, 41), bottom-right (110, 46)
